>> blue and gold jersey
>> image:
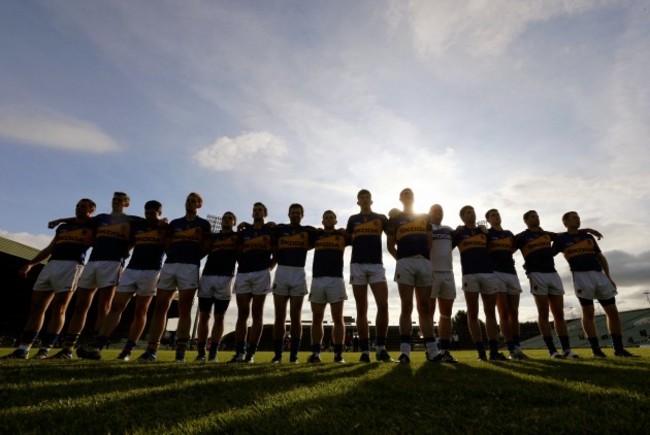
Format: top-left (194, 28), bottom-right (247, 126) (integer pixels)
top-left (202, 231), bottom-right (238, 277)
top-left (452, 226), bottom-right (493, 275)
top-left (514, 229), bottom-right (557, 273)
top-left (165, 216), bottom-right (211, 266)
top-left (50, 221), bottom-right (95, 264)
top-left (274, 224), bottom-right (315, 267)
top-left (552, 232), bottom-right (602, 272)
top-left (487, 229), bottom-right (517, 274)
top-left (346, 212), bottom-right (388, 264)
top-left (237, 224), bottom-right (274, 273)
top-left (311, 229), bottom-right (350, 278)
top-left (126, 220), bottom-right (166, 271)
top-left (88, 213), bottom-right (133, 263)
top-left (388, 213), bottom-right (430, 259)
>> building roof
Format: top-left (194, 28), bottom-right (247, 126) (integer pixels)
top-left (0, 236), bottom-right (43, 262)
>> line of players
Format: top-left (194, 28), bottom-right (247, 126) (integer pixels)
top-left (2, 188), bottom-right (636, 363)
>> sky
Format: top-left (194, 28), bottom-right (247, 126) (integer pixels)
top-left (2, 0), bottom-right (650, 334)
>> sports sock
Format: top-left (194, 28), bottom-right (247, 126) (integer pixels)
top-left (360, 339), bottom-right (370, 353)
top-left (247, 343), bottom-right (258, 355)
top-left (17, 330), bottom-right (39, 352)
top-left (196, 340), bottom-right (207, 356)
top-left (543, 336), bottom-right (558, 355)
top-left (333, 343), bottom-right (343, 355)
top-left (488, 340), bottom-right (499, 355)
top-left (39, 332), bottom-right (59, 352)
top-left (425, 337), bottom-right (439, 357)
top-left (559, 335), bottom-right (570, 352)
top-left (123, 339), bottom-right (137, 353)
top-left (235, 341), bottom-right (246, 355)
top-left (290, 338), bottom-right (301, 358)
top-left (611, 334), bottom-right (624, 353)
top-left (63, 333), bottom-right (80, 351)
top-left (273, 339), bottom-right (283, 357)
top-left (588, 336), bottom-right (601, 351)
top-left (312, 343), bottom-right (322, 354)
top-left (439, 339), bottom-right (451, 351)
top-left (400, 335), bottom-right (411, 356)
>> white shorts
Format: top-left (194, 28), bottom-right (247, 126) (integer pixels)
top-left (572, 271), bottom-right (618, 300)
top-left (116, 269), bottom-right (160, 297)
top-left (309, 276), bottom-right (348, 304)
top-left (462, 273), bottom-right (499, 295)
top-left (431, 271), bottom-right (456, 300)
top-left (33, 260), bottom-right (84, 294)
top-left (234, 270), bottom-right (271, 295)
top-left (157, 263), bottom-right (199, 291)
top-left (394, 256), bottom-right (433, 287)
top-left (77, 260), bottom-right (122, 289)
top-left (528, 272), bottom-right (565, 296)
top-left (494, 271), bottom-right (522, 295)
top-left (198, 275), bottom-right (234, 300)
top-left (273, 265), bottom-right (307, 296)
top-left (349, 263), bottom-right (387, 286)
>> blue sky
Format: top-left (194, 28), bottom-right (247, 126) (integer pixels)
top-left (2, 1), bottom-right (650, 331)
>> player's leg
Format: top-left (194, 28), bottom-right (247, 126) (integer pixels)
top-left (195, 297), bottom-right (213, 361)
top-left (548, 294), bottom-right (575, 357)
top-left (248, 293), bottom-right (267, 362)
top-left (481, 292), bottom-right (505, 360)
top-left (370, 280), bottom-right (391, 361)
top-left (174, 288), bottom-right (198, 361)
top-left (288, 295), bottom-right (305, 362)
top-left (579, 299), bottom-right (605, 357)
top-left (464, 289), bottom-right (485, 359)
top-left (137, 289), bottom-right (175, 361)
top-left (231, 292), bottom-right (252, 362)
top-left (208, 300), bottom-right (229, 361)
top-left (330, 301), bottom-right (345, 362)
top-left (415, 285), bottom-right (438, 360)
top-left (352, 284), bottom-right (371, 362)
top-left (533, 294), bottom-right (559, 357)
top-left (397, 283), bottom-right (415, 362)
top-left (61, 287), bottom-right (98, 354)
top-left (3, 291), bottom-right (55, 359)
top-left (309, 302), bottom-right (326, 363)
top-left (272, 294), bottom-right (290, 361)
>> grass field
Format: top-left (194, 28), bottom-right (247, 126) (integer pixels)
top-left (1, 348), bottom-right (649, 434)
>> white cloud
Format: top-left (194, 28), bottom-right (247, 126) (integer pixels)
top-left (0, 230), bottom-right (51, 250)
top-left (193, 131), bottom-right (288, 171)
top-left (0, 109), bottom-right (121, 153)
top-left (390, 0), bottom-right (609, 58)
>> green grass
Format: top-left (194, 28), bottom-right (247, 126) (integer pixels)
top-left (1, 348), bottom-right (649, 434)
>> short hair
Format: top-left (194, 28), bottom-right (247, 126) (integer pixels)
top-left (144, 200), bottom-right (162, 211)
top-left (323, 210), bottom-right (337, 219)
top-left (187, 192), bottom-right (203, 206)
top-left (485, 208), bottom-right (498, 220)
top-left (114, 191), bottom-right (129, 200)
top-left (399, 188), bottom-right (413, 198)
top-left (254, 202), bottom-right (267, 214)
top-left (523, 210), bottom-right (537, 221)
top-left (223, 211), bottom-right (237, 224)
top-left (289, 203), bottom-right (304, 215)
top-left (562, 211), bottom-right (577, 224)
top-left (459, 205), bottom-right (473, 218)
top-left (357, 189), bottom-right (371, 199)
top-left (79, 198), bottom-right (96, 212)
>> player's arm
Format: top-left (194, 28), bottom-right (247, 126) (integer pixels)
top-left (19, 238), bottom-right (56, 277)
top-left (200, 223), bottom-right (213, 257)
top-left (582, 228), bottom-right (603, 240)
top-left (47, 217), bottom-right (76, 229)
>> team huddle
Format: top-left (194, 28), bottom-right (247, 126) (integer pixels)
top-left (2, 188), bottom-right (637, 364)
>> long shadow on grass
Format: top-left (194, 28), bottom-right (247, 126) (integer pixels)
top-left (0, 359), bottom-right (379, 434)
